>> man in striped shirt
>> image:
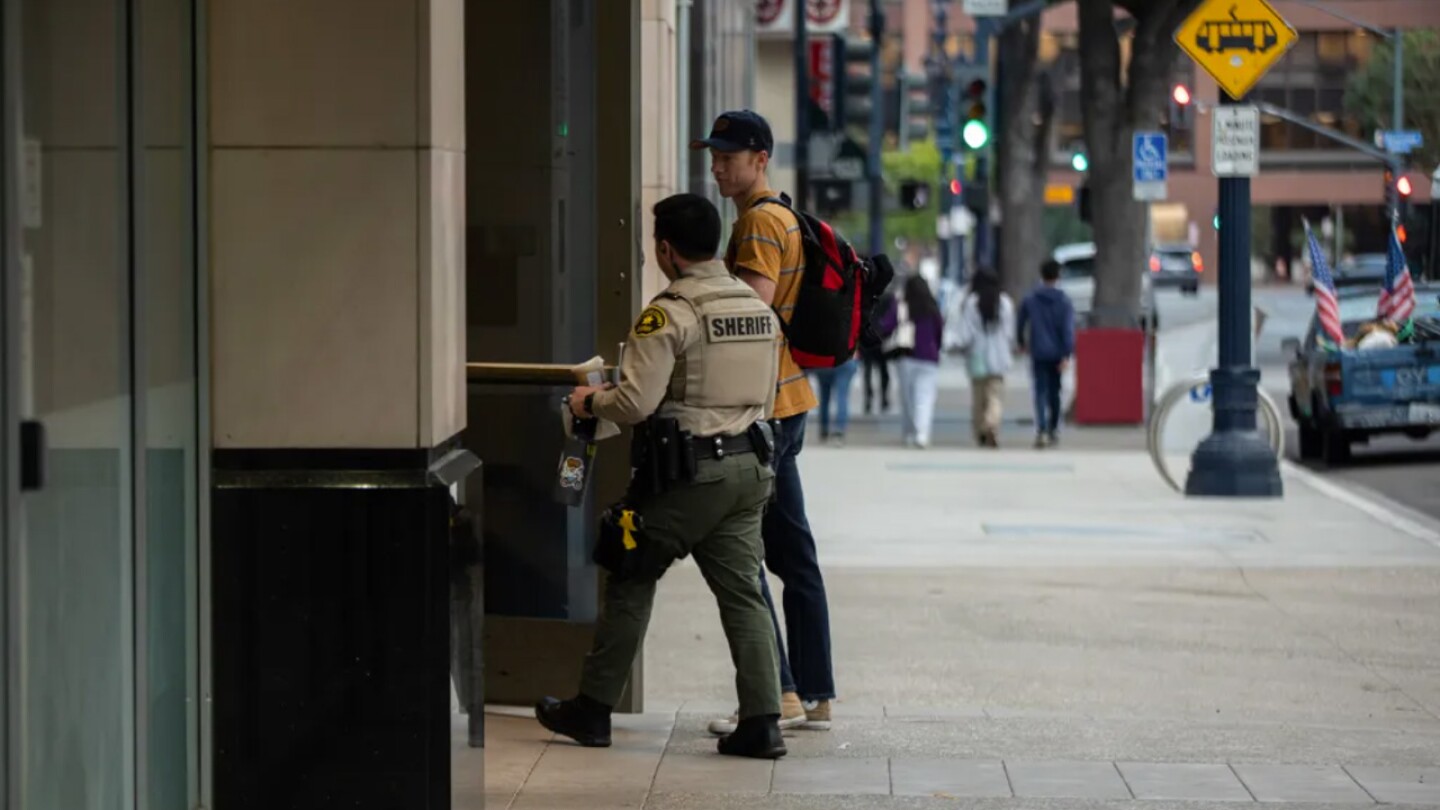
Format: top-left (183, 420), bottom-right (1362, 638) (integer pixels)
top-left (692, 110), bottom-right (836, 734)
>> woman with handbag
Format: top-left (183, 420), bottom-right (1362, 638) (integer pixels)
top-left (878, 275), bottom-right (945, 448)
top-left (954, 268), bottom-right (1016, 448)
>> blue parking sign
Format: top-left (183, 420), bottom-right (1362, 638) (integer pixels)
top-left (1133, 132), bottom-right (1167, 182)
top-left (1133, 131), bottom-right (1167, 201)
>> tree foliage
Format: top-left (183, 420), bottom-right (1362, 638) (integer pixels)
top-left (833, 138), bottom-right (946, 251)
top-left (1345, 30), bottom-right (1440, 172)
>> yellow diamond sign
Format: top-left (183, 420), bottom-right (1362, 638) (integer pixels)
top-left (1175, 0), bottom-right (1297, 101)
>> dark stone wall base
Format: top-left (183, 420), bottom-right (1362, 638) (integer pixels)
top-left (212, 446), bottom-right (477, 809)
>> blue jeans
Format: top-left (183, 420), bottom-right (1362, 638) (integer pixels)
top-left (758, 412), bottom-right (835, 701)
top-left (1032, 359), bottom-right (1063, 435)
top-left (809, 359), bottom-right (859, 436)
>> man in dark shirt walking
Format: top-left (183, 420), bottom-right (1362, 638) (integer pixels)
top-left (1017, 260), bottom-right (1075, 449)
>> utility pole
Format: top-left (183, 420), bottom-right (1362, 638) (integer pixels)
top-left (867, 0), bottom-right (885, 257)
top-left (794, 0), bottom-right (810, 211)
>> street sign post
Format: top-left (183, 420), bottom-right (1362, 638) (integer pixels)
top-left (1176, 0), bottom-right (1286, 498)
top-left (1382, 129), bottom-right (1424, 155)
top-left (1175, 0), bottom-right (1298, 101)
top-left (963, 0), bottom-right (1007, 16)
top-left (1133, 131), bottom-right (1168, 201)
top-left (1212, 106), bottom-right (1260, 176)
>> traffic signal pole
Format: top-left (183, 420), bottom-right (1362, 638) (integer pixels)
top-left (1184, 93), bottom-right (1283, 498)
top-left (794, 0), bottom-right (809, 211)
top-left (1289, 2), bottom-right (1406, 222)
top-left (930, 1), bottom-right (951, 280)
top-left (1392, 27), bottom-right (1404, 226)
top-left (867, 0), bottom-right (885, 258)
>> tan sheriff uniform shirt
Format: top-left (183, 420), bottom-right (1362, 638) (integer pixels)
top-left (725, 188), bottom-right (818, 420)
top-left (590, 260), bottom-right (779, 437)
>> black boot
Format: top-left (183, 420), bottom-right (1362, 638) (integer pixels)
top-left (536, 694), bottom-right (612, 747)
top-left (717, 714), bottom-right (787, 759)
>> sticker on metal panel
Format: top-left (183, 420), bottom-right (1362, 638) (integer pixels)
top-left (633, 306), bottom-right (669, 338)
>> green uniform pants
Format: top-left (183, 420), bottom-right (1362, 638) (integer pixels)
top-left (580, 452), bottom-right (781, 719)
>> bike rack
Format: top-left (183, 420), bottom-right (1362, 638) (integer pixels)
top-left (1146, 373), bottom-right (1285, 492)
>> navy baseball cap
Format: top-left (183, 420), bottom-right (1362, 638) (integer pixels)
top-left (690, 110), bottom-right (774, 155)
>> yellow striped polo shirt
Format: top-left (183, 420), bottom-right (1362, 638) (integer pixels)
top-left (724, 188), bottom-right (817, 420)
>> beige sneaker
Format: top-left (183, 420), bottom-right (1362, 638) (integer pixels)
top-left (801, 699), bottom-right (832, 731)
top-left (707, 692), bottom-right (807, 736)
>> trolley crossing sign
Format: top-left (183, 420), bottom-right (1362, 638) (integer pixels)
top-left (1175, 0), bottom-right (1297, 101)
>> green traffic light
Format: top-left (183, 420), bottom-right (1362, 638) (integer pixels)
top-left (1071, 153), bottom-right (1088, 172)
top-left (1213, 214), bottom-right (1220, 230)
top-left (962, 119), bottom-right (989, 150)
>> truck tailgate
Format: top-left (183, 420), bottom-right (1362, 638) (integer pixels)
top-left (1335, 344), bottom-right (1440, 426)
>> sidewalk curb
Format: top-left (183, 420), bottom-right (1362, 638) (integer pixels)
top-left (1282, 460), bottom-right (1440, 549)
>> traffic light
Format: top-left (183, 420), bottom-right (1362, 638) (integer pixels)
top-left (897, 70), bottom-right (930, 146)
top-left (1385, 167), bottom-right (1414, 221)
top-left (842, 36), bottom-right (874, 131)
top-left (1071, 152), bottom-right (1089, 173)
top-left (899, 181), bottom-right (931, 210)
top-left (949, 178), bottom-right (961, 195)
top-left (1169, 83), bottom-right (1193, 130)
top-left (955, 65), bottom-right (991, 152)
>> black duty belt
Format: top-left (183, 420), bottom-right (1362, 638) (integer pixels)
top-left (691, 432), bottom-right (756, 461)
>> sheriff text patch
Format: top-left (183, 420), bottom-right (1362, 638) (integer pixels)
top-left (705, 313), bottom-right (776, 343)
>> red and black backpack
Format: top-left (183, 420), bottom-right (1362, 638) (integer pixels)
top-left (758, 195), bottom-right (895, 369)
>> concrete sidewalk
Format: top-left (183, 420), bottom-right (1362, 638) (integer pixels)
top-left (473, 441), bottom-right (1440, 809)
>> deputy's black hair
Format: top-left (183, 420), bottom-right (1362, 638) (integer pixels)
top-left (653, 193), bottom-right (722, 262)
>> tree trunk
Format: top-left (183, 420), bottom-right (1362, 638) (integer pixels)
top-left (1078, 0), bottom-right (1201, 328)
top-left (997, 17), bottom-right (1055, 305)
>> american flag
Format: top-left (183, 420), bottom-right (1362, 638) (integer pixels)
top-left (1378, 225), bottom-right (1416, 323)
top-left (1304, 219), bottom-right (1346, 347)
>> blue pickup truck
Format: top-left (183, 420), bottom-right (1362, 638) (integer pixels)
top-left (1285, 284), bottom-right (1440, 464)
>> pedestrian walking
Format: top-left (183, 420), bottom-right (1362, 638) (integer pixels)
top-left (879, 275), bottom-right (945, 448)
top-left (1017, 259), bottom-right (1075, 448)
top-left (860, 285), bottom-right (898, 414)
top-left (955, 268), bottom-right (1016, 448)
top-left (535, 194), bottom-right (787, 759)
top-left (809, 356), bottom-right (859, 446)
top-left (692, 110), bottom-right (836, 734)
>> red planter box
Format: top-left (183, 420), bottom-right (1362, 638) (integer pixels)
top-left (1073, 328), bottom-right (1145, 425)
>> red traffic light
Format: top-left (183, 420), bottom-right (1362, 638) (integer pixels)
top-left (1397, 224), bottom-right (1408, 243)
top-left (1397, 175), bottom-right (1414, 197)
top-left (1172, 84), bottom-right (1192, 106)
top-left (949, 179), bottom-right (962, 195)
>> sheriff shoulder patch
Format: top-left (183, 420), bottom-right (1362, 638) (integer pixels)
top-left (633, 305), bottom-right (669, 337)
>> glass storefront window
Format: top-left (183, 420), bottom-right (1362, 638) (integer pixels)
top-left (1253, 32), bottom-right (1374, 156)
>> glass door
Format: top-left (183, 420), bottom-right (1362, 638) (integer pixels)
top-left (2, 0), bottom-right (198, 806)
top-left (13, 0), bottom-right (138, 804)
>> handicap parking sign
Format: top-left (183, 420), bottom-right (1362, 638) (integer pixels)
top-left (1133, 131), bottom-right (1168, 201)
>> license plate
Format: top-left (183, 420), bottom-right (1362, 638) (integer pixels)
top-left (1409, 402), bottom-right (1440, 424)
